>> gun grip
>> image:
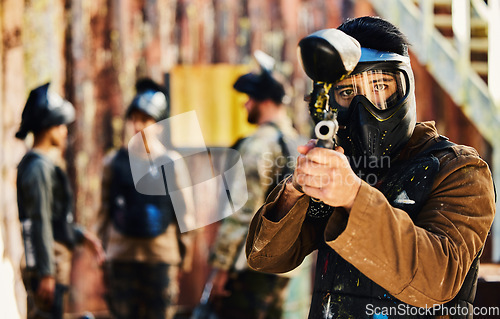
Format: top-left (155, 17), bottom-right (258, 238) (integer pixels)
top-left (316, 139), bottom-right (334, 149)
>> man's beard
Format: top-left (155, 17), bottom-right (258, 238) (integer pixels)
top-left (247, 104), bottom-right (261, 124)
top-left (51, 134), bottom-right (66, 149)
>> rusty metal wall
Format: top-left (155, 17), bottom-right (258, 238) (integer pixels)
top-left (1, 0), bottom-right (493, 317)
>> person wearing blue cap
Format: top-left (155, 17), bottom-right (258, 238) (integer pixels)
top-left (96, 78), bottom-right (195, 319)
top-left (208, 55), bottom-right (306, 319)
top-left (16, 83), bottom-right (105, 319)
top-left (246, 17), bottom-right (495, 318)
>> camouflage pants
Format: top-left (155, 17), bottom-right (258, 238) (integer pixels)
top-left (104, 261), bottom-right (179, 319)
top-left (212, 269), bottom-right (290, 319)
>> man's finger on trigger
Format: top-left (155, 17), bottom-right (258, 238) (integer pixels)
top-left (297, 139), bottom-right (317, 154)
top-left (306, 147), bottom-right (340, 165)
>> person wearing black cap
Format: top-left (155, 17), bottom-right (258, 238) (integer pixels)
top-left (246, 17), bottom-right (495, 318)
top-left (96, 78), bottom-right (195, 319)
top-left (208, 58), bottom-right (305, 319)
top-left (16, 83), bottom-right (105, 319)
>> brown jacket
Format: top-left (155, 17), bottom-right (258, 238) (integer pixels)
top-left (246, 122), bottom-right (495, 308)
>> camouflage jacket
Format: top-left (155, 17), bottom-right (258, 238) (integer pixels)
top-left (211, 114), bottom-right (305, 271)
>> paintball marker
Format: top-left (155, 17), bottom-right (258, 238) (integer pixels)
top-left (298, 29), bottom-right (361, 149)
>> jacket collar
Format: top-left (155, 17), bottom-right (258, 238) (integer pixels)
top-left (397, 121), bottom-right (441, 161)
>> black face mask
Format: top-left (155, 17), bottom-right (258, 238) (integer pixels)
top-left (334, 62), bottom-right (416, 175)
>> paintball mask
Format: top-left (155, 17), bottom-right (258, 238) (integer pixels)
top-left (233, 50), bottom-right (286, 104)
top-left (126, 79), bottom-right (169, 122)
top-left (333, 48), bottom-right (416, 165)
top-left (15, 83), bottom-right (75, 140)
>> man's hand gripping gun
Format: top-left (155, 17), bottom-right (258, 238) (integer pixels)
top-left (296, 29), bottom-right (361, 216)
top-left (298, 29), bottom-right (361, 149)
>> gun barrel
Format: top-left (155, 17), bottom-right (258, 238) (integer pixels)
top-left (315, 120), bottom-right (337, 149)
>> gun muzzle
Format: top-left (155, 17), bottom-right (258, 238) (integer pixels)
top-left (315, 120), bottom-right (338, 149)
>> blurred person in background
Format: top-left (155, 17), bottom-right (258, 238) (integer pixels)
top-left (208, 55), bottom-right (306, 319)
top-left (96, 78), bottom-right (195, 319)
top-left (15, 82), bottom-right (105, 319)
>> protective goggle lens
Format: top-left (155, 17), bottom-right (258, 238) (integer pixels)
top-left (332, 70), bottom-right (407, 110)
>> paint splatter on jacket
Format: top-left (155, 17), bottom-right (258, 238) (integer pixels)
top-left (246, 122), bottom-right (495, 315)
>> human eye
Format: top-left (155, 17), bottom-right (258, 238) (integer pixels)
top-left (338, 88), bottom-right (355, 98)
top-left (373, 83), bottom-right (389, 92)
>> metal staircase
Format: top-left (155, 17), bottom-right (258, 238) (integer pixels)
top-left (431, 0), bottom-right (489, 81)
top-left (368, 0), bottom-right (500, 261)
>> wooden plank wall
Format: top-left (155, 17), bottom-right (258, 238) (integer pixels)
top-left (0, 0), bottom-right (493, 317)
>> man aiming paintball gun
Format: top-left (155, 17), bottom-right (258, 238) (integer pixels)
top-left (246, 16), bottom-right (495, 319)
